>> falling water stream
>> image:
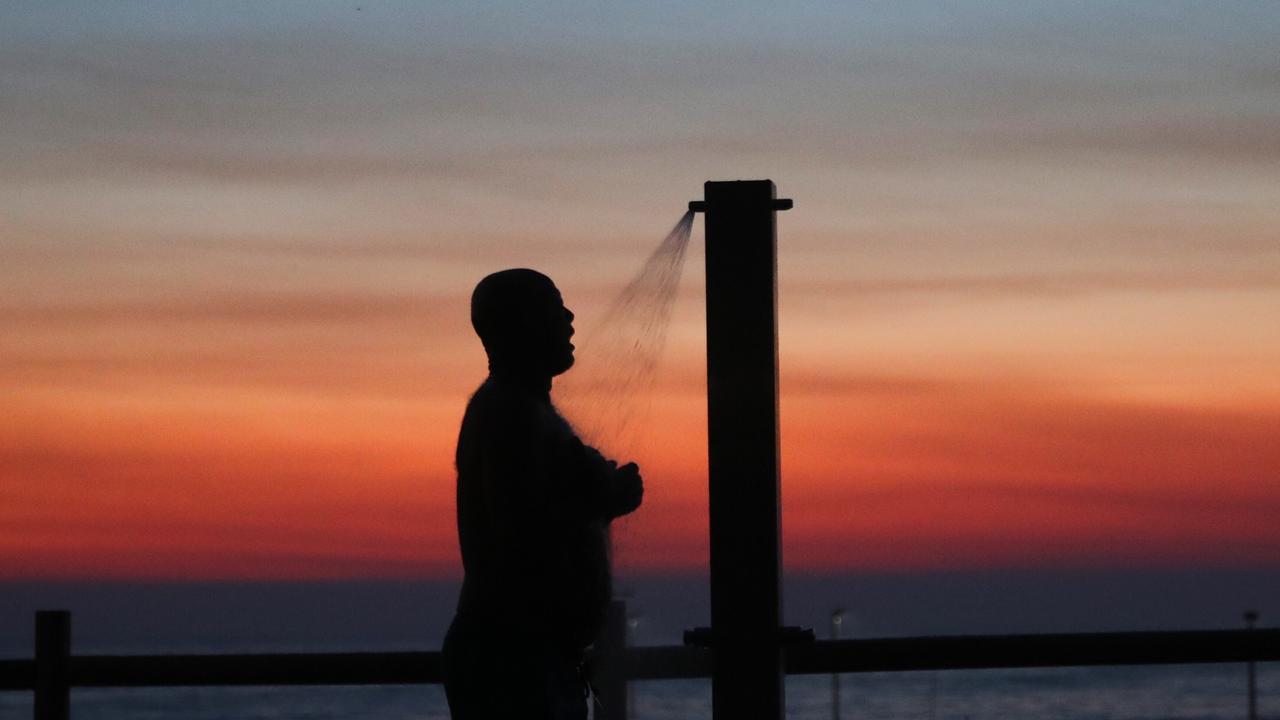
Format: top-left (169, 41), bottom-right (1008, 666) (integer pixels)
top-left (555, 210), bottom-right (695, 463)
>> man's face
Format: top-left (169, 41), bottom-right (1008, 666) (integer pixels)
top-left (538, 286), bottom-right (576, 376)
top-left (472, 269), bottom-right (577, 377)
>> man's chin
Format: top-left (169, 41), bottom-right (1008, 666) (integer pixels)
top-left (552, 354), bottom-right (575, 376)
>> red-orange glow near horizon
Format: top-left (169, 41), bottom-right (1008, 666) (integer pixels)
top-left (5, 356), bottom-right (1279, 579)
top-left (6, 249), bottom-right (1280, 581)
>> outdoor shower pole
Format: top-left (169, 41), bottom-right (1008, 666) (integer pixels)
top-left (691, 180), bottom-right (792, 720)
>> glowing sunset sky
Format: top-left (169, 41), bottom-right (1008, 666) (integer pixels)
top-left (3, 2), bottom-right (1278, 580)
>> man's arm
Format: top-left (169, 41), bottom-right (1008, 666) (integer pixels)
top-left (559, 436), bottom-right (643, 521)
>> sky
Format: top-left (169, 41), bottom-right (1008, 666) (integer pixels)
top-left (2, 1), bottom-right (1278, 581)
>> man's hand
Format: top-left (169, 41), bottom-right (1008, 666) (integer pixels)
top-left (611, 462), bottom-right (643, 518)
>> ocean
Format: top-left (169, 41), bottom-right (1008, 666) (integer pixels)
top-left (2, 574), bottom-right (1276, 719)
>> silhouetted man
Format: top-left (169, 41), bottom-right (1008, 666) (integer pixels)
top-left (444, 269), bottom-right (644, 720)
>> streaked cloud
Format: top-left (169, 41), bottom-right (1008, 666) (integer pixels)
top-left (0, 292), bottom-right (455, 327)
top-left (792, 270), bottom-right (1280, 299)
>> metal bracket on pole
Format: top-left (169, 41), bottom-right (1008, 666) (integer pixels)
top-left (689, 199), bottom-right (792, 213)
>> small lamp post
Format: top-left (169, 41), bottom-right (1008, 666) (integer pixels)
top-left (1245, 610), bottom-right (1258, 720)
top-left (831, 609), bottom-right (846, 720)
top-left (627, 614), bottom-right (641, 719)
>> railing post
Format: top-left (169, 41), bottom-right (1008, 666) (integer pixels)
top-left (35, 610), bottom-right (70, 720)
top-left (593, 599), bottom-right (628, 720)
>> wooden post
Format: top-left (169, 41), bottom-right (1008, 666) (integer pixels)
top-left (593, 599), bottom-right (629, 720)
top-left (34, 610), bottom-right (70, 720)
top-left (696, 180), bottom-right (791, 720)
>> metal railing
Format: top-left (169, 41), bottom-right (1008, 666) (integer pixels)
top-left (3, 605), bottom-right (1276, 720)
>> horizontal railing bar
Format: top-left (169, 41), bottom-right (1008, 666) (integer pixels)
top-left (624, 645), bottom-right (713, 680)
top-left (0, 629), bottom-right (1276, 690)
top-left (0, 659), bottom-right (35, 690)
top-left (70, 651), bottom-right (441, 687)
top-left (786, 629), bottom-right (1280, 675)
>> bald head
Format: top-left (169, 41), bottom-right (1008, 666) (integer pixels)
top-left (471, 269), bottom-right (576, 377)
